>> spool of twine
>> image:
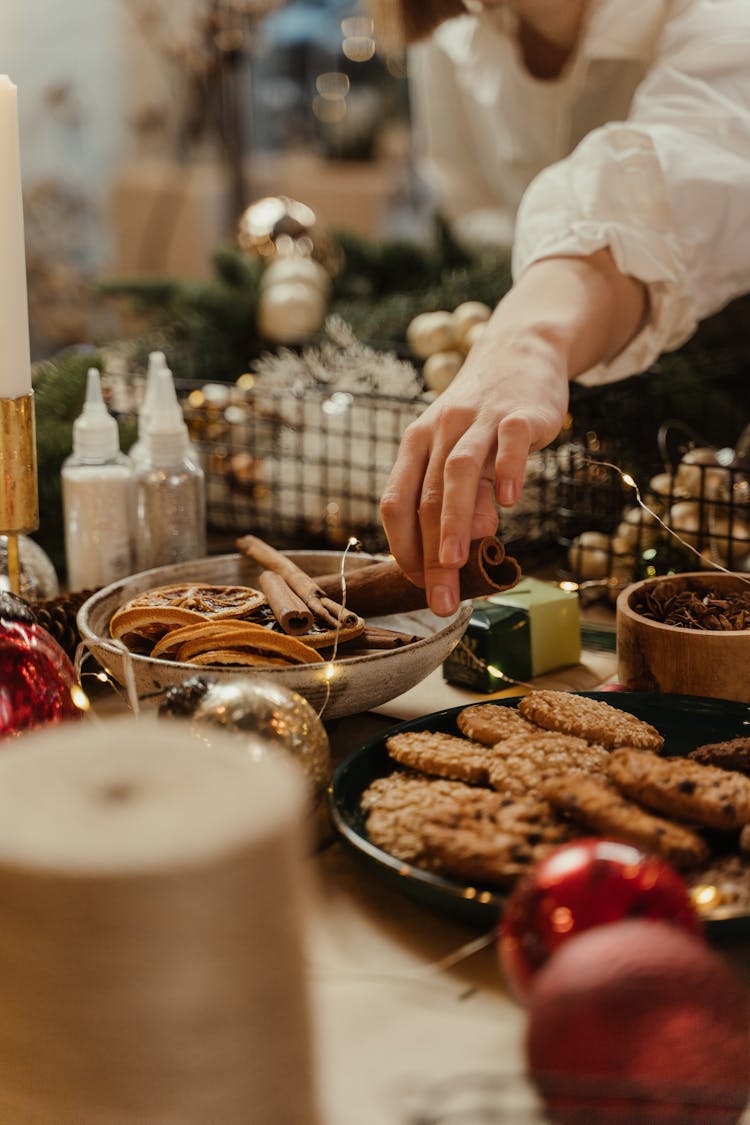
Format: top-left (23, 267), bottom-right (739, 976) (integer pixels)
top-left (0, 716), bottom-right (320, 1125)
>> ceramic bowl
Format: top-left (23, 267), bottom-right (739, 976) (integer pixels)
top-left (77, 551), bottom-right (473, 721)
top-left (616, 571), bottom-right (750, 703)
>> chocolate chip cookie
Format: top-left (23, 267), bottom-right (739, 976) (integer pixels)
top-left (607, 748), bottom-right (750, 831)
top-left (542, 773), bottom-right (709, 869)
top-left (689, 738), bottom-right (750, 774)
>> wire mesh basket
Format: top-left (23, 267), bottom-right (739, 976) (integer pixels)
top-left (556, 421), bottom-right (750, 595)
top-left (186, 382), bottom-right (561, 555)
top-left (180, 376), bottom-right (750, 593)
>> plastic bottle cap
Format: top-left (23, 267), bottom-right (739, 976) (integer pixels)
top-left (144, 368), bottom-right (191, 462)
top-left (72, 369), bottom-right (120, 460)
top-left (139, 350), bottom-right (168, 434)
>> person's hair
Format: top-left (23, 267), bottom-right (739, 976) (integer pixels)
top-left (401, 0), bottom-right (466, 41)
top-left (369, 0), bottom-right (465, 45)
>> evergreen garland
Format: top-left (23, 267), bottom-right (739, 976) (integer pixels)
top-left (98, 247), bottom-right (265, 382)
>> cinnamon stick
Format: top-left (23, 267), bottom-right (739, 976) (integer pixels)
top-left (356, 625), bottom-right (421, 649)
top-left (236, 535), bottom-right (361, 629)
top-left (316, 536), bottom-right (521, 618)
top-left (258, 570), bottom-right (314, 635)
top-left (318, 626), bottom-right (420, 659)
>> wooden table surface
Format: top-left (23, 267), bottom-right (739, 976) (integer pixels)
top-left (83, 599), bottom-right (750, 1125)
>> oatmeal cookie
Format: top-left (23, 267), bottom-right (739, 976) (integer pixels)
top-left (362, 771), bottom-right (573, 885)
top-left (456, 703), bottom-right (539, 746)
top-left (607, 748), bottom-right (750, 831)
top-left (385, 730), bottom-right (496, 785)
top-left (362, 772), bottom-right (504, 867)
top-left (542, 774), bottom-right (709, 869)
top-left (689, 738), bottom-right (750, 774)
top-left (486, 732), bottom-right (609, 797)
top-left (518, 690), bottom-right (664, 751)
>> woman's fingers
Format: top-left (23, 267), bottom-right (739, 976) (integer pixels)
top-left (438, 422), bottom-right (500, 568)
top-left (495, 413), bottom-right (535, 507)
top-left (381, 354), bottom-right (567, 616)
top-left (380, 421), bottom-right (432, 586)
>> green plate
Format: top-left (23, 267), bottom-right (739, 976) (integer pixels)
top-left (329, 691), bottom-right (750, 934)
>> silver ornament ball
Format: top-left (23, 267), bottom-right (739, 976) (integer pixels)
top-left (0, 535), bottom-right (59, 601)
top-left (191, 677), bottom-right (331, 807)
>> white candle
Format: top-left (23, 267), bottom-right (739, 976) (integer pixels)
top-left (0, 77), bottom-right (31, 399)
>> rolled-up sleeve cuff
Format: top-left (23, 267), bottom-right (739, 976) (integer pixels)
top-left (511, 125), bottom-right (700, 386)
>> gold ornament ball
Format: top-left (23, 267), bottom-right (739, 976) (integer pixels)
top-left (260, 255), bottom-right (332, 297)
top-left (567, 530), bottom-right (612, 580)
top-left (256, 280), bottom-right (328, 344)
top-left (423, 350), bottom-right (464, 394)
top-left (453, 300), bottom-right (492, 347)
top-left (189, 678), bottom-right (332, 808)
top-left (676, 448), bottom-right (731, 498)
top-left (406, 311), bottom-right (456, 359)
top-left (236, 195), bottom-right (342, 277)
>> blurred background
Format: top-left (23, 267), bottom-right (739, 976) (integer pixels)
top-left (1, 0), bottom-right (418, 360)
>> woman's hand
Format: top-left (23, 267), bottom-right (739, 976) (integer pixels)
top-left (380, 251), bottom-right (648, 615)
top-left (380, 318), bottom-right (569, 617)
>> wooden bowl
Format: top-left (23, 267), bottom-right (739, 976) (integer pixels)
top-left (616, 571), bottom-right (750, 703)
top-left (77, 551), bottom-right (473, 720)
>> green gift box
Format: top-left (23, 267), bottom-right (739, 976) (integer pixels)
top-left (443, 577), bottom-right (581, 692)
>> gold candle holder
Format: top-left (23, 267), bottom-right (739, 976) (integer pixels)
top-left (0, 392), bottom-right (39, 594)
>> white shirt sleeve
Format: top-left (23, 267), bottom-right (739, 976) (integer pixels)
top-left (512, 0), bottom-right (750, 386)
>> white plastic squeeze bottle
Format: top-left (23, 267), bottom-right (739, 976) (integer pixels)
top-left (132, 367), bottom-right (206, 569)
top-left (129, 349), bottom-right (168, 466)
top-left (62, 368), bottom-right (134, 591)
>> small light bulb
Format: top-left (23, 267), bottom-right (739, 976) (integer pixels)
top-left (70, 685), bottom-right (91, 712)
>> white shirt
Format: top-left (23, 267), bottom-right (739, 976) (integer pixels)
top-left (408, 0), bottom-right (750, 385)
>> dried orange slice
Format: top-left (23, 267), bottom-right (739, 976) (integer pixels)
top-left (109, 605), bottom-right (208, 643)
top-left (176, 625), bottom-right (323, 665)
top-left (122, 583), bottom-right (266, 619)
top-left (150, 619), bottom-right (268, 660)
top-left (187, 650), bottom-right (295, 668)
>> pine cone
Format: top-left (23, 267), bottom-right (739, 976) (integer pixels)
top-left (34, 589), bottom-right (99, 665)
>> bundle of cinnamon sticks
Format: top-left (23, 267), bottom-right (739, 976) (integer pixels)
top-left (112, 534), bottom-right (523, 671)
top-left (237, 532), bottom-right (521, 627)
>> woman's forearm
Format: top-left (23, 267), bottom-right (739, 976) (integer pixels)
top-left (490, 249), bottom-right (648, 379)
top-left (380, 249), bottom-right (648, 616)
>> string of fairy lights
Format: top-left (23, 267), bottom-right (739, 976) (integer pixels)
top-left (72, 450), bottom-right (750, 715)
top-left (588, 458), bottom-right (750, 589)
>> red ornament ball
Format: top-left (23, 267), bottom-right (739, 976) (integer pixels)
top-left (499, 837), bottom-right (701, 1000)
top-left (526, 918), bottom-right (750, 1124)
top-left (0, 593), bottom-right (83, 738)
